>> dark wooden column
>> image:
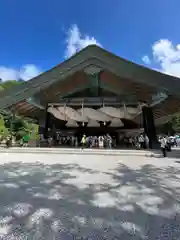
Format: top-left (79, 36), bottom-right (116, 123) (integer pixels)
top-left (142, 105), bottom-right (159, 149)
top-left (44, 106), bottom-right (50, 139)
top-left (38, 118), bottom-right (45, 138)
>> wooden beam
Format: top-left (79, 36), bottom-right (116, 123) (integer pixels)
top-left (27, 97), bottom-right (45, 110)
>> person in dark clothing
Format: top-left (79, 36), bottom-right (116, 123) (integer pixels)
top-left (160, 137), bottom-right (167, 157)
top-left (6, 136), bottom-right (11, 148)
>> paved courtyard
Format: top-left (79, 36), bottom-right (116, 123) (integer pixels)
top-left (0, 152), bottom-right (180, 239)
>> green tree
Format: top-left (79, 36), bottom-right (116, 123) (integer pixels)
top-left (159, 115), bottom-right (180, 135)
top-left (0, 79), bottom-right (39, 142)
top-left (0, 80), bottom-right (22, 90)
top-left (0, 115), bottom-right (9, 139)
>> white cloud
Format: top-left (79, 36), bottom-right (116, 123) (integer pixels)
top-left (19, 64), bottom-right (41, 80)
top-left (65, 24), bottom-right (102, 59)
top-left (0, 64), bottom-right (41, 81)
top-left (142, 55), bottom-right (151, 64)
top-left (143, 39), bottom-right (180, 78)
top-left (152, 39), bottom-right (180, 77)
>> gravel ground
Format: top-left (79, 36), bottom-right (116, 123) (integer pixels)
top-left (0, 152), bottom-right (180, 239)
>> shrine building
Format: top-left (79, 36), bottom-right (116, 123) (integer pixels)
top-left (0, 45), bottom-right (180, 148)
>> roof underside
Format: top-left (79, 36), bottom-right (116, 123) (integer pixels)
top-left (8, 94), bottom-right (180, 125)
top-left (0, 45), bottom-right (180, 123)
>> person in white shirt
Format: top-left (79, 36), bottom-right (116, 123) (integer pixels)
top-left (98, 136), bottom-right (104, 149)
top-left (138, 134), bottom-right (145, 149)
top-left (159, 136), bottom-right (167, 157)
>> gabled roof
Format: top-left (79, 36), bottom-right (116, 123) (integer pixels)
top-left (0, 45), bottom-right (180, 109)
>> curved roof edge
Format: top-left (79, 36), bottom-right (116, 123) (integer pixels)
top-left (0, 45), bottom-right (180, 109)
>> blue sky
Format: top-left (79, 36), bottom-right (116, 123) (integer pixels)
top-left (0, 0), bottom-right (180, 80)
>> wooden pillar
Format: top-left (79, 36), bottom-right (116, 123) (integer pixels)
top-left (142, 105), bottom-right (159, 149)
top-left (44, 106), bottom-right (50, 139)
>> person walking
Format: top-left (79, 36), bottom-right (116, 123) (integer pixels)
top-left (159, 136), bottom-right (167, 157)
top-left (22, 133), bottom-right (30, 147)
top-left (81, 134), bottom-right (86, 149)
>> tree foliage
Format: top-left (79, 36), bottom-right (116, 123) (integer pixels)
top-left (0, 80), bottom-right (22, 90)
top-left (158, 116), bottom-right (180, 135)
top-left (0, 80), bottom-right (38, 141)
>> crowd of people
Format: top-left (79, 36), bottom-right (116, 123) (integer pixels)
top-left (3, 133), bottom-right (30, 148)
top-left (47, 134), bottom-right (116, 149)
top-left (119, 134), bottom-right (149, 149)
top-left (4, 130), bottom-right (180, 159)
top-left (158, 135), bottom-right (179, 157)
top-left (46, 133), bottom-right (151, 149)
top-left (80, 134), bottom-right (116, 149)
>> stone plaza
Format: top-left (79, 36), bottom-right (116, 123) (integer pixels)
top-left (0, 150), bottom-right (180, 239)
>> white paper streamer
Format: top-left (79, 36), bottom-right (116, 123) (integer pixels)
top-left (77, 108), bottom-right (112, 121)
top-left (48, 107), bottom-right (67, 121)
top-left (58, 106), bottom-right (88, 122)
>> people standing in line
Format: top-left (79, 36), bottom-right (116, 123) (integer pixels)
top-left (159, 136), bottom-right (167, 157)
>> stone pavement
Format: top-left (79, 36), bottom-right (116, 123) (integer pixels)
top-left (0, 151), bottom-right (180, 239)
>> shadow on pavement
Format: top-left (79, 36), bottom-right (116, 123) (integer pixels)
top-left (147, 148), bottom-right (180, 159)
top-left (167, 148), bottom-right (180, 159)
top-left (0, 161), bottom-right (180, 239)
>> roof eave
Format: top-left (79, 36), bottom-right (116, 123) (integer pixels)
top-left (0, 45), bottom-right (180, 109)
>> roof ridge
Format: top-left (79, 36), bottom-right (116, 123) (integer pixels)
top-left (0, 45), bottom-right (101, 99)
top-left (1, 44), bottom-right (180, 109)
